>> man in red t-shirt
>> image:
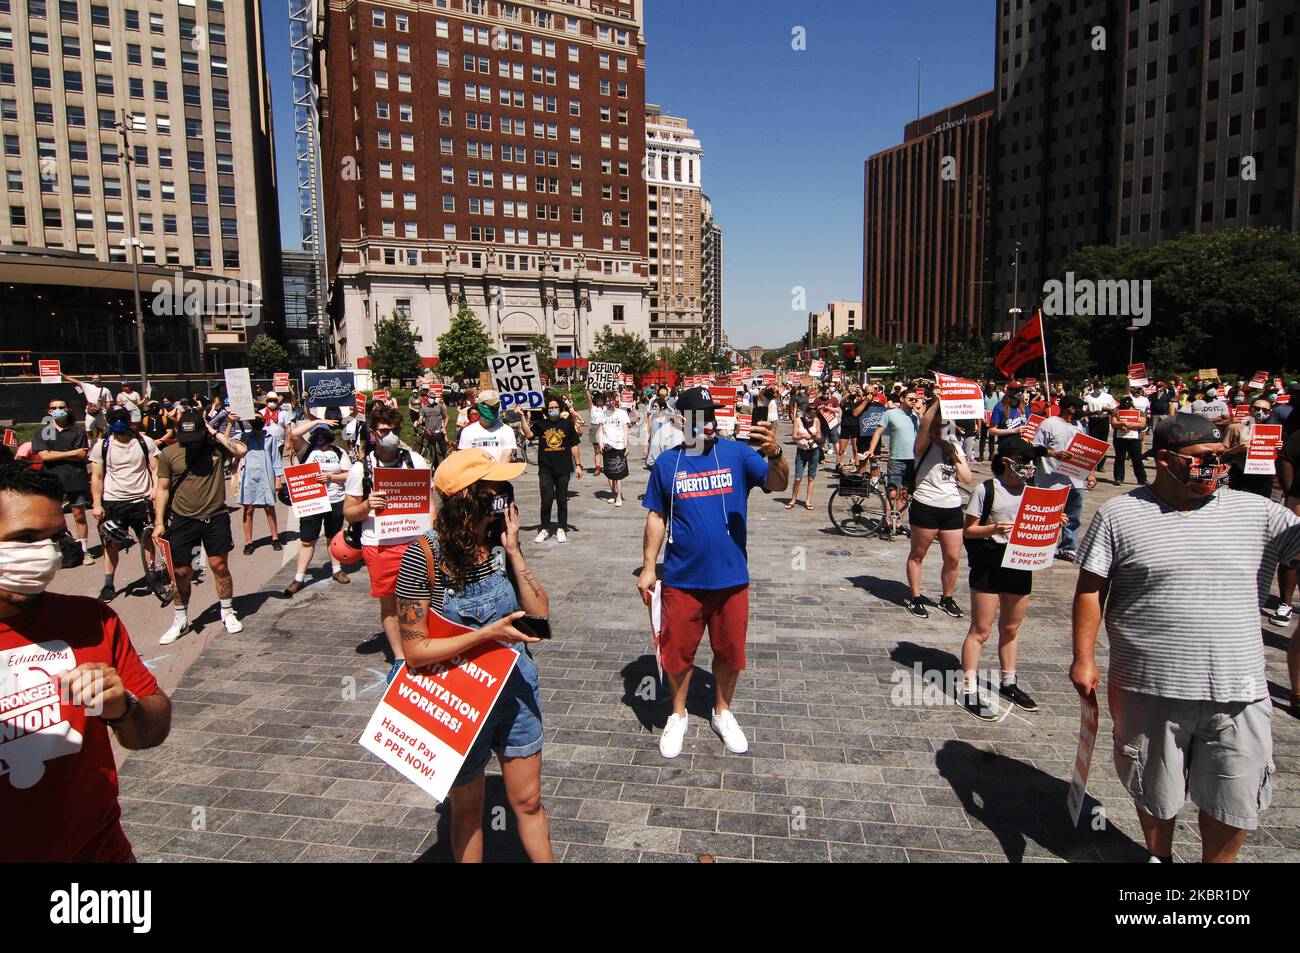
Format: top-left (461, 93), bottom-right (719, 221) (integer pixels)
top-left (0, 463), bottom-right (171, 862)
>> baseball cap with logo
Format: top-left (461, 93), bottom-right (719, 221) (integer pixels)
top-left (176, 410), bottom-right (208, 445)
top-left (434, 448), bottom-right (525, 496)
top-left (1144, 412), bottom-right (1222, 458)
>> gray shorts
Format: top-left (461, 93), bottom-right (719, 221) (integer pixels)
top-left (1109, 683), bottom-right (1274, 831)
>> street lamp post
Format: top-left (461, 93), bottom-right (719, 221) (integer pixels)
top-left (1011, 241), bottom-right (1022, 336)
top-left (117, 110), bottom-right (149, 395)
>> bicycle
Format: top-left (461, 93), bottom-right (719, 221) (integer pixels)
top-left (507, 415), bottom-right (531, 465)
top-left (826, 459), bottom-right (911, 540)
top-left (99, 509), bottom-right (175, 605)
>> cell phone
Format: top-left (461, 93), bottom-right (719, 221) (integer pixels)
top-left (515, 615), bottom-right (552, 640)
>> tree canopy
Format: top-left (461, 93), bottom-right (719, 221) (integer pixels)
top-left (368, 312), bottom-right (422, 385)
top-left (436, 302), bottom-right (494, 382)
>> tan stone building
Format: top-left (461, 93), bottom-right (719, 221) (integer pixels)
top-left (645, 102), bottom-right (702, 352)
top-left (0, 0), bottom-right (282, 373)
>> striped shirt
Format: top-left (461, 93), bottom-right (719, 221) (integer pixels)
top-left (393, 530), bottom-right (501, 615)
top-left (1077, 486), bottom-right (1300, 702)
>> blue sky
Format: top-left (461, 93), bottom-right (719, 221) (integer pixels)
top-left (266, 0), bottom-right (994, 348)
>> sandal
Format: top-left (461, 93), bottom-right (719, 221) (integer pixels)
top-left (784, 501), bottom-right (797, 510)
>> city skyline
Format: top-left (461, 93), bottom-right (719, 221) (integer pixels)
top-left (268, 0), bottom-right (996, 350)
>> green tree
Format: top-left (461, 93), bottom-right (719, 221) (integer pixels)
top-left (524, 334), bottom-right (556, 382)
top-left (671, 333), bottom-right (713, 375)
top-left (247, 333), bottom-right (290, 378)
top-left (437, 301), bottom-right (494, 383)
top-left (368, 312), bottom-right (423, 385)
top-left (589, 327), bottom-right (653, 377)
top-left (933, 331), bottom-right (991, 380)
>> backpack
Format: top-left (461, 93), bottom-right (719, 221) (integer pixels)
top-left (963, 478), bottom-right (1000, 558)
top-left (56, 532), bottom-right (83, 569)
top-left (100, 432), bottom-right (152, 491)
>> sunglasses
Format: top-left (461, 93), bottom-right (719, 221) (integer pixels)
top-left (1172, 451), bottom-right (1227, 466)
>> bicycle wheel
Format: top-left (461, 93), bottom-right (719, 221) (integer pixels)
top-left (827, 485), bottom-right (887, 537)
top-left (139, 532), bottom-right (175, 606)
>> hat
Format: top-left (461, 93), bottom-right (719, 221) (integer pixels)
top-left (674, 387), bottom-right (716, 413)
top-left (1205, 387), bottom-right (1217, 398)
top-left (995, 435), bottom-right (1035, 460)
top-left (1144, 412), bottom-right (1222, 458)
top-left (176, 410), bottom-right (208, 445)
top-left (477, 389), bottom-right (500, 407)
top-left (434, 448), bottom-right (525, 496)
top-left (265, 391), bottom-right (280, 401)
top-left (1059, 395), bottom-right (1084, 413)
top-left (107, 406), bottom-right (131, 424)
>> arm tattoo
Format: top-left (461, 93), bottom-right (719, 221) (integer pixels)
top-left (516, 565), bottom-right (544, 600)
top-left (398, 600), bottom-right (427, 641)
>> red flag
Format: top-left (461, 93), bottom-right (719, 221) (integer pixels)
top-left (996, 312), bottom-right (1045, 378)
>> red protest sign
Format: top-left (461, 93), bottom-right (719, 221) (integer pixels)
top-left (372, 389), bottom-right (390, 403)
top-left (272, 372), bottom-right (290, 390)
top-left (355, 393), bottom-right (368, 416)
top-left (1067, 694), bottom-right (1100, 827)
top-left (157, 537), bottom-right (176, 589)
top-left (429, 383), bottom-right (444, 399)
top-left (1116, 409), bottom-right (1142, 428)
top-left (2, 429), bottom-right (15, 448)
top-left (1054, 431), bottom-right (1111, 480)
top-left (372, 468), bottom-right (432, 541)
top-left (935, 373), bottom-right (984, 420)
top-left (619, 388), bottom-right (634, 408)
top-left (361, 610), bottom-right (519, 802)
top-left (1245, 424), bottom-right (1283, 475)
top-left (1001, 484), bottom-right (1071, 571)
top-left (1231, 404), bottom-right (1250, 422)
top-left (736, 411), bottom-right (753, 440)
top-left (1127, 363), bottom-right (1148, 388)
top-left (38, 360), bottom-right (61, 384)
top-left (1248, 370), bottom-right (1268, 391)
top-left (763, 373), bottom-right (776, 386)
top-left (709, 386), bottom-right (737, 420)
top-left (1021, 414), bottom-right (1047, 441)
top-left (809, 359), bottom-right (825, 377)
top-left (284, 462), bottom-right (331, 518)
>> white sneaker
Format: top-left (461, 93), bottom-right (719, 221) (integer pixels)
top-left (555, 528), bottom-right (567, 543)
top-left (534, 529), bottom-right (550, 544)
top-left (605, 495), bottom-right (616, 504)
top-left (615, 496), bottom-right (624, 507)
top-left (159, 617), bottom-right (191, 645)
top-left (659, 712), bottom-right (689, 759)
top-left (222, 610), bottom-right (244, 634)
top-left (710, 709), bottom-right (749, 754)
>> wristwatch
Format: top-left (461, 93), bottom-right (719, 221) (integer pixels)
top-left (766, 445), bottom-right (784, 460)
top-left (103, 690), bottom-right (140, 727)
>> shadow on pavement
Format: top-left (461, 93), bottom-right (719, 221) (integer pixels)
top-left (414, 775), bottom-right (530, 863)
top-left (619, 656), bottom-right (715, 730)
top-left (850, 574), bottom-right (914, 606)
top-left (935, 739), bottom-right (1146, 863)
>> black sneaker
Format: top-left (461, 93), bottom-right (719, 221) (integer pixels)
top-left (97, 584), bottom-right (115, 602)
top-left (903, 597), bottom-right (929, 619)
top-left (1056, 550), bottom-right (1076, 563)
top-left (937, 596), bottom-right (963, 619)
top-left (243, 543), bottom-right (256, 556)
top-left (999, 682), bottom-right (1039, 712)
top-left (959, 688), bottom-right (999, 721)
top-left (271, 539), bottom-right (283, 552)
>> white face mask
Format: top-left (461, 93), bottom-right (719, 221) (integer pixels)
top-left (0, 539), bottom-right (62, 596)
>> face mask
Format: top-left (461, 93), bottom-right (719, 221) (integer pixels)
top-left (50, 409), bottom-right (68, 422)
top-left (0, 539), bottom-right (61, 596)
top-left (478, 404), bottom-right (499, 426)
top-left (1252, 409), bottom-right (1270, 422)
top-left (378, 431), bottom-right (400, 451)
top-left (547, 409), bottom-right (560, 420)
top-left (1008, 460), bottom-right (1036, 481)
top-left (1173, 453), bottom-right (1229, 495)
top-left (109, 419), bottom-right (130, 435)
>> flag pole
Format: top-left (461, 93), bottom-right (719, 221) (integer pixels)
top-left (1038, 311), bottom-right (1052, 397)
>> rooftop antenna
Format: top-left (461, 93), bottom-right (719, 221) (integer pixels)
top-left (916, 58), bottom-right (922, 120)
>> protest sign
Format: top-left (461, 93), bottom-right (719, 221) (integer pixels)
top-left (284, 463), bottom-right (331, 518)
top-left (1053, 431), bottom-right (1110, 481)
top-left (1248, 370), bottom-right (1268, 390)
top-left (1197, 368), bottom-right (1218, 381)
top-left (272, 372), bottom-right (290, 390)
top-left (1231, 404), bottom-right (1250, 422)
top-left (38, 360), bottom-right (61, 384)
top-left (709, 386), bottom-right (737, 421)
top-left (619, 388), bottom-right (634, 409)
top-left (223, 367), bottom-right (256, 420)
top-left (372, 389), bottom-right (390, 403)
top-left (1001, 485), bottom-right (1071, 571)
top-left (2, 429), bottom-right (15, 448)
top-left (1127, 363), bottom-right (1148, 388)
top-left (488, 351), bottom-right (543, 413)
top-left (1067, 693), bottom-right (1100, 827)
top-left (587, 361), bottom-right (621, 393)
top-left (647, 580), bottom-right (664, 683)
top-left (1116, 409), bottom-right (1142, 430)
top-left (360, 611), bottom-right (518, 803)
top-left (1020, 414), bottom-right (1047, 441)
top-left (1244, 424), bottom-right (1283, 475)
top-left (429, 383), bottom-right (444, 399)
top-left (372, 468), bottom-right (432, 541)
top-left (935, 373), bottom-right (984, 420)
top-left (809, 359), bottom-right (825, 377)
top-left (156, 537), bottom-right (176, 589)
top-left (354, 393), bottom-right (367, 416)
top-left (763, 373), bottom-right (776, 386)
top-left (302, 370), bottom-right (357, 407)
top-left (736, 411), bottom-right (753, 440)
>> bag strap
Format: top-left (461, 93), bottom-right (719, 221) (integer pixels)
top-left (979, 478), bottom-right (996, 526)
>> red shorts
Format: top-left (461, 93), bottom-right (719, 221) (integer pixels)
top-left (660, 584), bottom-right (749, 676)
top-left (362, 542), bottom-right (410, 598)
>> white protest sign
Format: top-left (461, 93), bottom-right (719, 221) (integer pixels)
top-left (224, 367), bottom-right (256, 420)
top-left (1067, 693), bottom-right (1100, 827)
top-left (487, 351), bottom-right (543, 412)
top-left (587, 361), bottom-right (621, 393)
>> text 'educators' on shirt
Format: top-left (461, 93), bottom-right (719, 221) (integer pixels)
top-left (642, 440), bottom-right (769, 591)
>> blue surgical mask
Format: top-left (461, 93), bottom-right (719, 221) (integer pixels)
top-left (548, 409), bottom-right (560, 420)
top-left (109, 419), bottom-right (130, 435)
top-left (50, 409), bottom-right (68, 421)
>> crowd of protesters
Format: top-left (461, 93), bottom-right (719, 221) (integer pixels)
top-left (2, 360), bottom-right (1298, 867)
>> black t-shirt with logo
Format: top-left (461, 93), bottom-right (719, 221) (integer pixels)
top-left (536, 416), bottom-right (579, 473)
top-left (32, 423), bottom-right (90, 493)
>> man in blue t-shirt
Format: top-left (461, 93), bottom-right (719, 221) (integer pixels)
top-left (638, 387), bottom-right (789, 760)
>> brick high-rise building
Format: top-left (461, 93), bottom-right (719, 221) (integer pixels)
top-left (992, 0), bottom-right (1300, 337)
top-left (320, 0), bottom-right (650, 371)
top-left (645, 102), bottom-right (702, 352)
top-left (863, 91), bottom-right (994, 348)
top-left (0, 0), bottom-right (281, 374)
